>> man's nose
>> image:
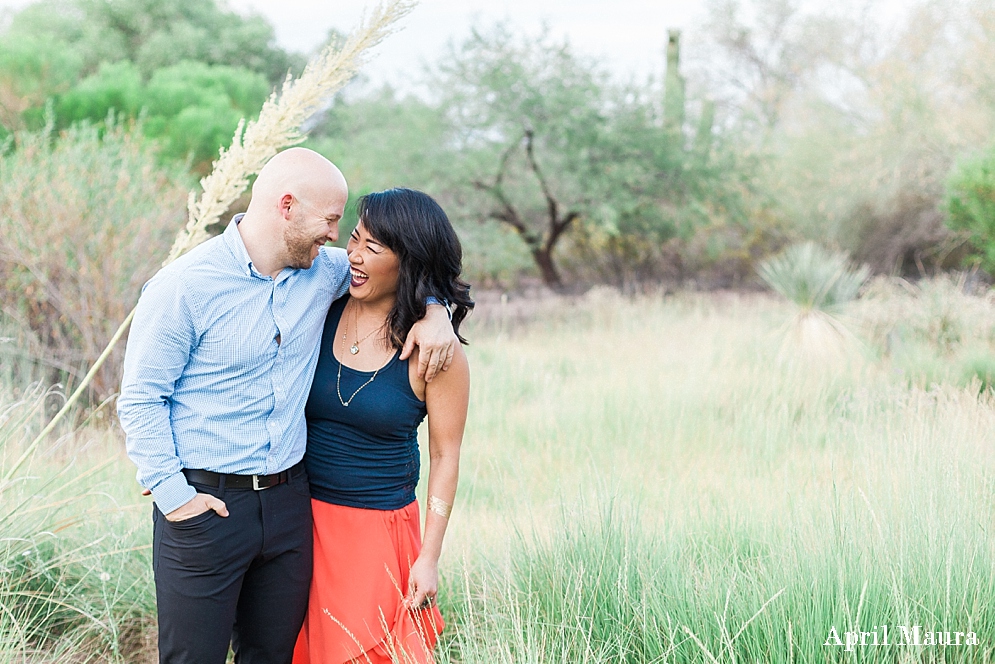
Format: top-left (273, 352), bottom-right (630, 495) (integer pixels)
top-left (326, 225), bottom-right (338, 242)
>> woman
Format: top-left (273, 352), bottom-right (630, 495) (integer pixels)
top-left (293, 188), bottom-right (472, 664)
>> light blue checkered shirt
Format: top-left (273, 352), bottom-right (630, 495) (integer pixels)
top-left (118, 215), bottom-right (350, 514)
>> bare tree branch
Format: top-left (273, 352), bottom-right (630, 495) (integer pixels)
top-left (548, 211), bottom-right (580, 251)
top-left (523, 130), bottom-right (560, 226)
top-left (521, 130), bottom-right (581, 253)
top-left (473, 134), bottom-right (543, 249)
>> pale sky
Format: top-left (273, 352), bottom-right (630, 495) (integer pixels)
top-left (233, 0), bottom-right (703, 89)
top-left (227, 0), bottom-right (911, 94)
top-left (0, 0), bottom-right (911, 93)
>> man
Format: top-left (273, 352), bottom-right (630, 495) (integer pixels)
top-left (118, 148), bottom-right (456, 664)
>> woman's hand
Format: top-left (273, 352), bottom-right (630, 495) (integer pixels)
top-left (406, 555), bottom-right (440, 611)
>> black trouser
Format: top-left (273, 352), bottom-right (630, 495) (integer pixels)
top-left (151, 467), bottom-right (313, 664)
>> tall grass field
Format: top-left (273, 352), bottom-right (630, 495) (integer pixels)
top-left (3, 284), bottom-right (995, 663)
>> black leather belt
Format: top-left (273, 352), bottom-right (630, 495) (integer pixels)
top-left (182, 461), bottom-right (304, 491)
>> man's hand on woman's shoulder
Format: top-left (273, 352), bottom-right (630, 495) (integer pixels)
top-left (401, 303), bottom-right (457, 382)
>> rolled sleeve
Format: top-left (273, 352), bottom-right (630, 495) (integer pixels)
top-left (151, 472), bottom-right (197, 515)
top-left (117, 271), bottom-right (199, 514)
top-left (321, 246), bottom-right (351, 299)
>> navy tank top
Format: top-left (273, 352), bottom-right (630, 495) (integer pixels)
top-left (304, 296), bottom-right (428, 510)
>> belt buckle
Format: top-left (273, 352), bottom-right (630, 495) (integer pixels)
top-left (252, 475), bottom-right (268, 491)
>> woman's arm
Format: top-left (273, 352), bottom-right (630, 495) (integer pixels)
top-left (407, 345), bottom-right (470, 609)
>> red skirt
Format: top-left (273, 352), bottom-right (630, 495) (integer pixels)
top-left (293, 499), bottom-right (444, 664)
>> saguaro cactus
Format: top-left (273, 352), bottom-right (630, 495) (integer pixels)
top-left (664, 30), bottom-right (686, 138)
top-left (665, 29), bottom-right (714, 163)
top-left (695, 99), bottom-right (716, 164)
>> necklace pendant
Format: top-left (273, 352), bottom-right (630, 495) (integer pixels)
top-left (350, 343), bottom-right (360, 355)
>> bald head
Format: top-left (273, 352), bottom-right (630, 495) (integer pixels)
top-left (251, 147), bottom-right (347, 213)
top-left (239, 148), bottom-right (349, 276)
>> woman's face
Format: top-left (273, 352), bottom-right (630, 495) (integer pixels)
top-left (345, 219), bottom-right (400, 303)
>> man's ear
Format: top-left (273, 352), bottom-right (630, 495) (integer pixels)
top-left (279, 193), bottom-right (294, 220)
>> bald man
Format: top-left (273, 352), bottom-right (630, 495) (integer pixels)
top-left (118, 148), bottom-right (456, 664)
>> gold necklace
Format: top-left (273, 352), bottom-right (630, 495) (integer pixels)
top-left (336, 303), bottom-right (388, 408)
top-left (344, 302), bottom-right (384, 355)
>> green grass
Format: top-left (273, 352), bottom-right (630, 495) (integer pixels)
top-left (0, 388), bottom-right (155, 663)
top-left (4, 286), bottom-right (995, 662)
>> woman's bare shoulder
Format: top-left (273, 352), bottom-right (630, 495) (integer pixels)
top-left (408, 344), bottom-right (469, 401)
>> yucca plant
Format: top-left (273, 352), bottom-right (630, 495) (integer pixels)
top-left (758, 242), bottom-right (870, 361)
top-left (758, 242), bottom-right (870, 312)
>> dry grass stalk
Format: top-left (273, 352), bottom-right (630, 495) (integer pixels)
top-left (779, 309), bottom-right (860, 368)
top-left (5, 0), bottom-right (418, 482)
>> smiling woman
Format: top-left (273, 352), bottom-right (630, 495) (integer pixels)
top-left (345, 222), bottom-right (392, 299)
top-left (352, 189), bottom-right (473, 348)
top-left (296, 188), bottom-right (473, 664)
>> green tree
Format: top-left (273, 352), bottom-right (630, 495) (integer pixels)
top-left (434, 25), bottom-right (727, 288)
top-left (141, 61), bottom-right (270, 164)
top-left (434, 26), bottom-right (614, 288)
top-left (5, 0), bottom-right (302, 85)
top-left (0, 34), bottom-right (81, 133)
top-left (55, 61), bottom-right (143, 122)
top-left (946, 147), bottom-right (995, 274)
top-left (55, 60), bottom-right (269, 167)
top-left (0, 0), bottom-right (301, 159)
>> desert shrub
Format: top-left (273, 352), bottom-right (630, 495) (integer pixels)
top-left (0, 33), bottom-right (82, 135)
top-left (562, 228), bottom-right (686, 290)
top-left (0, 122), bottom-right (188, 402)
top-left (848, 190), bottom-right (956, 276)
top-left (947, 146), bottom-right (995, 274)
top-left (845, 275), bottom-right (995, 393)
top-left (850, 274), bottom-right (995, 392)
top-left (851, 275), bottom-right (995, 357)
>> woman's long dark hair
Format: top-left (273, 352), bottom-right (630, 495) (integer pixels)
top-left (355, 188), bottom-right (474, 347)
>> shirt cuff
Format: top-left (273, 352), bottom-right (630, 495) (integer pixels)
top-left (151, 472), bottom-right (197, 515)
top-left (425, 296), bottom-right (453, 320)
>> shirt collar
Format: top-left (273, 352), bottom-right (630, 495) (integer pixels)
top-left (222, 213), bottom-right (301, 283)
top-left (223, 213), bottom-right (258, 278)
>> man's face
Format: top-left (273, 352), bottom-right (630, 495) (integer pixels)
top-left (283, 194), bottom-right (345, 270)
